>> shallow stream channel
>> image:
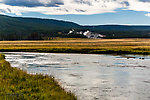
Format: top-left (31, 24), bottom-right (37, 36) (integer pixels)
top-left (4, 52), bottom-right (150, 100)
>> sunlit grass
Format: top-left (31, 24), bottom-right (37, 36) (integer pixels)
top-left (0, 54), bottom-right (77, 100)
top-left (0, 38), bottom-right (150, 54)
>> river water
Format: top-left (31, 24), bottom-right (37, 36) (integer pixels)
top-left (4, 52), bottom-right (150, 100)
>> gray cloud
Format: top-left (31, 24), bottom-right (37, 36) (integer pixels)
top-left (1, 0), bottom-right (64, 7)
top-left (139, 0), bottom-right (150, 2)
top-left (0, 9), bottom-right (7, 13)
top-left (121, 1), bottom-right (130, 6)
top-left (0, 8), bottom-right (11, 14)
top-left (75, 9), bottom-right (87, 12)
top-left (0, 0), bottom-right (150, 15)
top-left (74, 0), bottom-right (92, 6)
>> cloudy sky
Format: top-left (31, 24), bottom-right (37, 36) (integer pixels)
top-left (0, 0), bottom-right (150, 25)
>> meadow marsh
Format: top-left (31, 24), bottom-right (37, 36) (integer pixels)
top-left (0, 38), bottom-right (150, 54)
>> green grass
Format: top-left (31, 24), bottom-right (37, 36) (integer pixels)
top-left (0, 54), bottom-right (76, 100)
top-left (0, 38), bottom-right (150, 54)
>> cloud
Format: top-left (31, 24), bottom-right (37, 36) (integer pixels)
top-left (125, 0), bottom-right (150, 13)
top-left (0, 0), bottom-right (150, 16)
top-left (139, 0), bottom-right (150, 2)
top-left (145, 13), bottom-right (150, 17)
top-left (74, 0), bottom-right (92, 6)
top-left (1, 0), bottom-right (64, 7)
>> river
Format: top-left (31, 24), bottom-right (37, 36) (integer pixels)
top-left (4, 52), bottom-right (150, 100)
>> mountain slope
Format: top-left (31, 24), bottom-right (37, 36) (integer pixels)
top-left (0, 14), bottom-right (150, 40)
top-left (0, 15), bottom-right (81, 34)
top-left (84, 25), bottom-right (150, 38)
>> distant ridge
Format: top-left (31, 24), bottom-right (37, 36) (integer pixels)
top-left (0, 14), bottom-right (150, 40)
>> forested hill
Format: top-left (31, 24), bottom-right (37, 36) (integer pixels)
top-left (0, 14), bottom-right (150, 40)
top-left (84, 25), bottom-right (150, 38)
top-left (0, 14), bottom-right (81, 40)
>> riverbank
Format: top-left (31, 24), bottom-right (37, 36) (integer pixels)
top-left (0, 54), bottom-right (76, 100)
top-left (0, 38), bottom-right (150, 55)
top-left (4, 52), bottom-right (150, 100)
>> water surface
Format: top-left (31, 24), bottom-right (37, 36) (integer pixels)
top-left (4, 52), bottom-right (150, 100)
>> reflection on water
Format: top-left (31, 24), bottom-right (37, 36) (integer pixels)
top-left (4, 52), bottom-right (150, 100)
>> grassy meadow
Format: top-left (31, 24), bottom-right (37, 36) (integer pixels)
top-left (0, 38), bottom-right (150, 54)
top-left (0, 38), bottom-right (150, 99)
top-left (0, 54), bottom-right (76, 100)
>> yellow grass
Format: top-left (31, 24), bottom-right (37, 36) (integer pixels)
top-left (0, 38), bottom-right (150, 54)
